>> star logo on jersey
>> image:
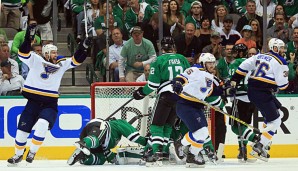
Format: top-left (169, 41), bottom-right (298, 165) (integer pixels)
top-left (40, 63), bottom-right (60, 79)
top-left (135, 53), bottom-right (144, 60)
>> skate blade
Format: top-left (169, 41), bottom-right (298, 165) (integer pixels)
top-left (249, 151), bottom-right (268, 162)
top-left (7, 163), bottom-right (20, 167)
top-left (74, 143), bottom-right (90, 155)
top-left (185, 163), bottom-right (205, 168)
top-left (238, 158), bottom-right (257, 163)
top-left (145, 161), bottom-right (162, 167)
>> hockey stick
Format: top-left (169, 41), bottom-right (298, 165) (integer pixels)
top-left (232, 97), bottom-right (248, 161)
top-left (182, 92), bottom-right (261, 134)
top-left (105, 98), bottom-right (134, 121)
top-left (83, 0), bottom-right (88, 38)
top-left (128, 114), bottom-right (151, 124)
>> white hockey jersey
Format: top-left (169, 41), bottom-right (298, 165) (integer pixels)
top-left (235, 52), bottom-right (289, 90)
top-left (18, 51), bottom-right (81, 98)
top-left (177, 65), bottom-right (215, 102)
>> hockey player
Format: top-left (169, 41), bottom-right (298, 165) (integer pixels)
top-left (231, 38), bottom-right (289, 161)
top-left (228, 44), bottom-right (259, 162)
top-left (171, 53), bottom-right (236, 167)
top-left (67, 118), bottom-right (147, 165)
top-left (7, 22), bottom-right (91, 165)
top-left (132, 37), bottom-right (190, 166)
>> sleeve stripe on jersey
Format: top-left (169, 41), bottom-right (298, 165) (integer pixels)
top-left (278, 83), bottom-right (289, 90)
top-left (268, 53), bottom-right (287, 65)
top-left (236, 67), bottom-right (248, 76)
top-left (177, 74), bottom-right (189, 85)
top-left (56, 58), bottom-right (67, 63)
top-left (71, 56), bottom-right (81, 66)
top-left (148, 81), bottom-right (160, 89)
top-left (18, 51), bottom-right (31, 59)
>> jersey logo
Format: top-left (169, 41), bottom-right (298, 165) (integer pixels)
top-left (40, 63), bottom-right (60, 79)
top-left (200, 78), bottom-right (213, 93)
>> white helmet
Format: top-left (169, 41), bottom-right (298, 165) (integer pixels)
top-left (268, 38), bottom-right (285, 53)
top-left (42, 44), bottom-right (58, 57)
top-left (198, 53), bottom-right (216, 66)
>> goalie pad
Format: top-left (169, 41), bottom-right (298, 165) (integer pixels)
top-left (115, 147), bottom-right (144, 165)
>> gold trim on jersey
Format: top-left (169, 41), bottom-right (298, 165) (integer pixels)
top-left (250, 76), bottom-right (276, 85)
top-left (71, 56), bottom-right (80, 65)
top-left (22, 88), bottom-right (59, 98)
top-left (235, 69), bottom-right (247, 76)
top-left (267, 53), bottom-right (284, 65)
top-left (177, 75), bottom-right (189, 85)
top-left (18, 51), bottom-right (31, 59)
top-left (56, 58), bottom-right (67, 63)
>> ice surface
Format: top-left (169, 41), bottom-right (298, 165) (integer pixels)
top-left (1, 158), bottom-right (298, 171)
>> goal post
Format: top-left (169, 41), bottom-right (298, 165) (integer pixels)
top-left (90, 82), bottom-right (215, 146)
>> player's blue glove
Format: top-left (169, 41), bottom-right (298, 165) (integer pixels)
top-left (172, 80), bottom-right (183, 94)
top-left (133, 87), bottom-right (146, 100)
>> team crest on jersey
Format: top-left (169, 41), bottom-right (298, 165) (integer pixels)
top-left (40, 63), bottom-right (60, 79)
top-left (206, 78), bottom-right (213, 87)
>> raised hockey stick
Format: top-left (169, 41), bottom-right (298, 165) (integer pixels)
top-left (105, 98), bottom-right (134, 121)
top-left (232, 97), bottom-right (248, 162)
top-left (128, 114), bottom-right (151, 124)
top-left (182, 92), bottom-right (261, 134)
top-left (83, 0), bottom-right (88, 38)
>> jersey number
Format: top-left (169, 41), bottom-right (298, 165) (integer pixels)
top-left (253, 60), bottom-right (270, 77)
top-left (168, 66), bottom-right (184, 80)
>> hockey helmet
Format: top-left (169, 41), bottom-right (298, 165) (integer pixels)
top-left (232, 43), bottom-right (248, 58)
top-left (198, 53), bottom-right (216, 66)
top-left (42, 44), bottom-right (58, 57)
top-left (161, 37), bottom-right (176, 52)
top-left (268, 38), bottom-right (285, 53)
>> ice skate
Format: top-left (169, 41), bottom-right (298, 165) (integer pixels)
top-left (26, 151), bottom-right (36, 163)
top-left (204, 146), bottom-right (217, 164)
top-left (145, 151), bottom-right (163, 167)
top-left (74, 140), bottom-right (90, 155)
top-left (185, 152), bottom-right (205, 168)
top-left (250, 142), bottom-right (270, 162)
top-left (7, 154), bottom-right (24, 167)
top-left (174, 139), bottom-right (189, 160)
top-left (67, 148), bottom-right (87, 165)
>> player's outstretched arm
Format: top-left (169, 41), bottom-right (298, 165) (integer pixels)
top-left (73, 37), bottom-right (92, 64)
top-left (19, 22), bottom-right (37, 54)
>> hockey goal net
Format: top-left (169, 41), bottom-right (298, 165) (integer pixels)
top-left (91, 82), bottom-right (215, 145)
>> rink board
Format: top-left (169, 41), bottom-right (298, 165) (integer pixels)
top-left (0, 95), bottom-right (298, 159)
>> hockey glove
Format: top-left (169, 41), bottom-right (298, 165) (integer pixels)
top-left (172, 80), bottom-right (183, 94)
top-left (225, 87), bottom-right (236, 96)
top-left (82, 36), bottom-right (93, 49)
top-left (133, 87), bottom-right (146, 100)
top-left (28, 22), bottom-right (37, 40)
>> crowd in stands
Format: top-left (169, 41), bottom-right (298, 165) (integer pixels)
top-left (1, 0), bottom-right (298, 95)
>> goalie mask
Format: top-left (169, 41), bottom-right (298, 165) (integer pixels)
top-left (81, 118), bottom-right (109, 145)
top-left (232, 43), bottom-right (248, 58)
top-left (161, 37), bottom-right (176, 52)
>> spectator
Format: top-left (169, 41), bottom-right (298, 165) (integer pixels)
top-left (109, 28), bottom-right (127, 82)
top-left (143, 13), bottom-right (171, 53)
top-left (113, 0), bottom-right (129, 24)
top-left (211, 5), bottom-right (228, 32)
top-left (267, 4), bottom-right (287, 29)
top-left (235, 0), bottom-right (263, 34)
top-left (286, 27), bottom-right (298, 61)
top-left (164, 0), bottom-right (185, 38)
top-left (249, 19), bottom-right (263, 51)
top-left (162, 0), bottom-right (169, 14)
top-left (177, 0), bottom-right (191, 18)
top-left (217, 43), bottom-right (234, 82)
top-left (219, 14), bottom-right (241, 46)
top-left (70, 0), bottom-right (85, 39)
top-left (185, 1), bottom-right (203, 36)
top-left (247, 47), bottom-right (258, 58)
top-left (125, 0), bottom-right (156, 34)
top-left (174, 23), bottom-right (203, 65)
top-left (198, 17), bottom-right (213, 48)
top-left (0, 0), bottom-right (21, 30)
top-left (234, 0), bottom-right (248, 15)
top-left (0, 43), bottom-right (24, 96)
top-left (267, 12), bottom-right (293, 45)
top-left (201, 0), bottom-right (221, 21)
top-left (279, 0), bottom-right (298, 18)
top-left (285, 52), bottom-right (298, 94)
top-left (0, 29), bottom-right (9, 43)
top-left (136, 63), bottom-right (150, 82)
top-left (202, 31), bottom-right (223, 60)
top-left (255, 0), bottom-right (276, 25)
top-left (27, 0), bottom-right (53, 45)
top-left (235, 25), bottom-right (256, 49)
top-left (22, 44), bottom-right (42, 80)
top-left (119, 26), bottom-right (156, 82)
top-left (0, 35), bottom-right (8, 45)
top-left (288, 13), bottom-right (298, 29)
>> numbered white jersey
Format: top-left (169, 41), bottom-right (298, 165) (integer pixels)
top-left (177, 65), bottom-right (215, 101)
top-left (235, 52), bottom-right (289, 90)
